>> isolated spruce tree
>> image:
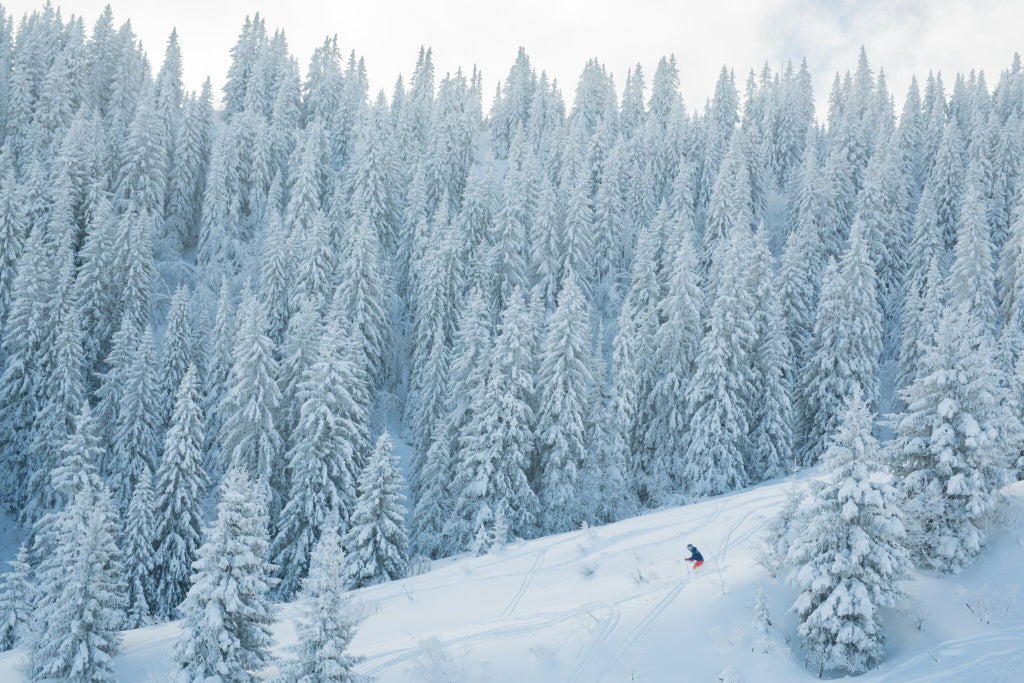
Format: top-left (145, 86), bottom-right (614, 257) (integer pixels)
top-left (889, 302), bottom-right (1021, 571)
top-left (536, 272), bottom-right (592, 532)
top-left (788, 388), bottom-right (910, 676)
top-left (174, 468), bottom-right (276, 682)
top-left (343, 433), bottom-right (409, 589)
top-left (153, 366), bottom-right (208, 619)
top-left (281, 515), bottom-right (363, 683)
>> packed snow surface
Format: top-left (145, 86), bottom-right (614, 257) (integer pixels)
top-left (2, 476), bottom-right (1022, 682)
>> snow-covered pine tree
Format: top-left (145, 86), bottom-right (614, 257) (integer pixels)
top-left (928, 120), bottom-right (966, 267)
top-left (788, 388), bottom-right (910, 676)
top-left (174, 467), bottom-right (276, 681)
top-left (343, 432), bottom-right (409, 589)
top-left (272, 326), bottom-right (366, 600)
top-left (796, 218), bottom-right (882, 466)
top-left (889, 301), bottom-right (1022, 572)
top-left (202, 278), bottom-right (235, 482)
top-left (536, 272), bottom-right (592, 532)
top-left (280, 514), bottom-right (363, 683)
top-left (0, 165), bottom-right (26, 330)
top-left (29, 484), bottom-right (125, 683)
top-left (0, 543), bottom-right (31, 651)
top-left (153, 365), bottom-right (208, 619)
top-left (640, 234), bottom-right (702, 504)
top-left (949, 162), bottom-right (997, 334)
top-left (580, 328), bottom-right (635, 525)
top-left (682, 230), bottom-right (755, 497)
top-left (334, 191), bottom-right (392, 387)
top-left (447, 290), bottom-right (539, 548)
top-left (219, 290), bottom-right (284, 511)
top-left (108, 326), bottom-right (160, 515)
top-left (158, 284), bottom-right (195, 430)
top-left (749, 285), bottom-right (795, 482)
top-left (122, 474), bottom-right (157, 628)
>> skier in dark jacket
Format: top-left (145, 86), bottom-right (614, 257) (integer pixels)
top-left (685, 544), bottom-right (704, 569)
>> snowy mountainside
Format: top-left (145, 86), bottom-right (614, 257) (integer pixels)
top-left (3, 475), bottom-right (1021, 682)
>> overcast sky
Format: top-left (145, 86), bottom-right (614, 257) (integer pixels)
top-left (4, 0), bottom-right (1023, 115)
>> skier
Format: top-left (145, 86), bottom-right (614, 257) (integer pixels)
top-left (685, 544), bottom-right (704, 570)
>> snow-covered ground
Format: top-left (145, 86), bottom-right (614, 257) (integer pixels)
top-left (2, 476), bottom-right (1022, 682)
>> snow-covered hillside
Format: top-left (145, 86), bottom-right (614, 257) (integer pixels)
top-left (2, 475), bottom-right (1020, 682)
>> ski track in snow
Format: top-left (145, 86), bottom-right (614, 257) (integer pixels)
top-left (499, 548), bottom-right (547, 619)
top-left (593, 576), bottom-right (692, 682)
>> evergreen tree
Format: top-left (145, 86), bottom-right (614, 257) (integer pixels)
top-left (153, 366), bottom-right (208, 619)
top-left (889, 302), bottom-right (1021, 572)
top-left (536, 272), bottom-right (592, 532)
top-left (281, 515), bottom-right (363, 683)
top-left (949, 164), bottom-right (997, 333)
top-left (0, 543), bottom-right (31, 651)
top-left (203, 279), bottom-right (235, 481)
top-left (123, 474), bottom-right (157, 628)
top-left (174, 468), bottom-right (276, 682)
top-left (447, 291), bottom-right (538, 548)
top-left (108, 327), bottom-right (160, 515)
top-left (159, 284), bottom-right (195, 429)
top-left (683, 231), bottom-right (756, 497)
top-left (272, 327), bottom-right (366, 599)
top-left (343, 433), bottom-right (409, 589)
top-left (640, 235), bottom-right (702, 503)
top-left (220, 291), bottom-right (284, 507)
top-left (29, 484), bottom-right (125, 683)
top-left (797, 221), bottom-right (882, 466)
top-left (788, 389), bottom-right (911, 676)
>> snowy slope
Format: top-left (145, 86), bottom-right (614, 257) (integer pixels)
top-left (2, 476), bottom-right (1022, 682)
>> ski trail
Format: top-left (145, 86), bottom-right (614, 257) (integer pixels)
top-left (593, 576), bottom-right (691, 683)
top-left (359, 599), bottom-right (613, 675)
top-left (499, 549), bottom-right (546, 618)
top-left (566, 604), bottom-right (622, 683)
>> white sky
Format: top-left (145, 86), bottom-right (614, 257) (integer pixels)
top-left (4, 0), bottom-right (1023, 115)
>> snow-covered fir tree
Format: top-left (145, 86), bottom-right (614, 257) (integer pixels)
top-left (272, 324), bottom-right (366, 599)
top-left (281, 514), bottom-right (363, 682)
top-left (447, 290), bottom-right (538, 549)
top-left (0, 543), bottom-right (32, 652)
top-left (682, 229), bottom-right (756, 497)
top-left (153, 365), bottom-right (208, 619)
top-left (536, 272), bottom-right (592, 532)
top-left (343, 432), bottom-right (409, 589)
top-left (28, 483), bottom-right (125, 683)
top-left (797, 218), bottom-right (882, 466)
top-left (889, 302), bottom-right (1022, 572)
top-left (123, 474), bottom-right (157, 628)
top-left (174, 467), bottom-right (276, 682)
top-left (788, 388), bottom-right (911, 676)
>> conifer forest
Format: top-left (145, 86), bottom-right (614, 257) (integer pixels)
top-left (0, 3), bottom-right (1023, 681)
